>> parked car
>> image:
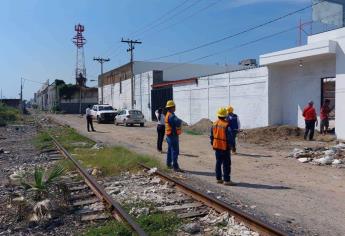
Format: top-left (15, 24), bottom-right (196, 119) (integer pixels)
top-left (91, 105), bottom-right (117, 123)
top-left (115, 109), bottom-right (145, 127)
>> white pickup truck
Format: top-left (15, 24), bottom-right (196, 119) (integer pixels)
top-left (91, 105), bottom-right (117, 123)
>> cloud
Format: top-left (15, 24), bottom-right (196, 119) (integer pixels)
top-left (225, 0), bottom-right (311, 9)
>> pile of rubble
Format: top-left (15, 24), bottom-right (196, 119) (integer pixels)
top-left (289, 143), bottom-right (345, 167)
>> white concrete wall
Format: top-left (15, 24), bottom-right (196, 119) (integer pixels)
top-left (103, 79), bottom-right (132, 110)
top-left (173, 67), bottom-right (269, 128)
top-left (335, 38), bottom-right (345, 140)
top-left (134, 71), bottom-right (153, 121)
top-left (267, 56), bottom-right (336, 128)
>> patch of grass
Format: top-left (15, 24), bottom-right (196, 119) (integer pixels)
top-left (74, 146), bottom-right (160, 176)
top-left (184, 129), bottom-right (203, 135)
top-left (137, 212), bottom-right (181, 236)
top-left (83, 208), bottom-right (181, 236)
top-left (0, 103), bottom-right (20, 126)
top-left (32, 131), bottom-right (54, 150)
top-left (50, 126), bottom-right (95, 151)
top-left (82, 221), bottom-right (132, 236)
top-left (34, 126), bottom-right (160, 176)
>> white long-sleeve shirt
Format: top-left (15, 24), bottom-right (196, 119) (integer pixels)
top-left (86, 108), bottom-right (92, 116)
top-left (155, 110), bottom-right (165, 126)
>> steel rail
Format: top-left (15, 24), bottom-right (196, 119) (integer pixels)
top-left (51, 136), bottom-right (147, 236)
top-left (139, 163), bottom-right (290, 236)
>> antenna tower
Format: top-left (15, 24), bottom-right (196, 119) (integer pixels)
top-left (73, 24), bottom-right (87, 86)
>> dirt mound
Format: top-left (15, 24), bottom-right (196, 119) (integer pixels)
top-left (239, 125), bottom-right (302, 144)
top-left (184, 118), bottom-right (213, 135)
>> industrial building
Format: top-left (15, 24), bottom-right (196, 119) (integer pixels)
top-left (34, 80), bottom-right (98, 113)
top-left (98, 60), bottom-right (246, 119)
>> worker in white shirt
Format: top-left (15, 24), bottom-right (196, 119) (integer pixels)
top-left (155, 108), bottom-right (165, 152)
top-left (86, 105), bottom-right (95, 132)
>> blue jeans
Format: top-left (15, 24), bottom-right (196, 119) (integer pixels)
top-left (215, 150), bottom-right (231, 182)
top-left (166, 135), bottom-right (179, 169)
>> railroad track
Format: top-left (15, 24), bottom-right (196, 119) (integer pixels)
top-left (36, 117), bottom-right (289, 236)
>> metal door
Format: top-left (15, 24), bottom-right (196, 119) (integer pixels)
top-left (151, 87), bottom-right (173, 121)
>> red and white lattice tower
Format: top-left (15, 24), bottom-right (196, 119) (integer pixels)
top-left (72, 24), bottom-right (87, 87)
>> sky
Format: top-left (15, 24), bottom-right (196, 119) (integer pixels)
top-left (0, 0), bottom-right (314, 100)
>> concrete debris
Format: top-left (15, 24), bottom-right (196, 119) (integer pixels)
top-left (129, 207), bottom-right (150, 217)
top-left (332, 159), bottom-right (342, 165)
top-left (91, 143), bottom-right (104, 150)
top-left (290, 143), bottom-right (345, 167)
top-left (150, 176), bottom-right (161, 184)
top-left (147, 167), bottom-right (157, 175)
top-left (298, 158), bottom-right (311, 163)
top-left (182, 222), bottom-right (201, 234)
top-left (12, 196), bottom-right (25, 202)
top-left (91, 168), bottom-right (102, 176)
top-left (314, 155), bottom-right (334, 165)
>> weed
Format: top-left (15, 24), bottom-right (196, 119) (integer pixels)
top-left (74, 146), bottom-right (160, 176)
top-left (0, 103), bottom-right (20, 126)
top-left (137, 212), bottom-right (181, 236)
top-left (82, 221), bottom-right (132, 236)
top-left (32, 131), bottom-right (53, 150)
top-left (20, 165), bottom-right (65, 200)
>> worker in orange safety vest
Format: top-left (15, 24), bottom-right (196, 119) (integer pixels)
top-left (165, 100), bottom-right (183, 172)
top-left (210, 107), bottom-right (235, 186)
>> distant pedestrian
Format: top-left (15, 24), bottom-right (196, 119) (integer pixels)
top-left (165, 100), bottom-right (183, 172)
top-left (320, 99), bottom-right (334, 135)
top-left (226, 105), bottom-right (241, 154)
top-left (303, 100), bottom-right (317, 140)
top-left (155, 108), bottom-right (165, 153)
top-left (210, 107), bottom-right (235, 186)
top-left (86, 105), bottom-right (95, 132)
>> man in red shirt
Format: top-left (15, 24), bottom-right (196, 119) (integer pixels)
top-left (320, 99), bottom-right (333, 135)
top-left (303, 100), bottom-right (318, 141)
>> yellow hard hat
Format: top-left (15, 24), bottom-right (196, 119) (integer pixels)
top-left (166, 100), bottom-right (175, 108)
top-left (217, 107), bottom-right (228, 118)
top-left (227, 105), bottom-right (234, 113)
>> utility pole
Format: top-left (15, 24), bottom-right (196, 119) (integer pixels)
top-left (121, 38), bottom-right (142, 109)
top-left (20, 77), bottom-right (23, 113)
top-left (93, 57), bottom-right (110, 104)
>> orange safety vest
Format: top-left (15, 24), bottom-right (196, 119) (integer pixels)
top-left (165, 111), bottom-right (182, 136)
top-left (212, 119), bottom-right (229, 151)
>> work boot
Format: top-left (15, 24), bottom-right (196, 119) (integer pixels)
top-left (223, 181), bottom-right (236, 186)
top-left (216, 180), bottom-right (224, 184)
top-left (232, 147), bottom-right (237, 154)
top-left (173, 168), bottom-right (184, 173)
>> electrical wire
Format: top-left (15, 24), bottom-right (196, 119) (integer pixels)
top-left (144, 0), bottom-right (325, 61)
top-left (132, 0), bottom-right (202, 38)
top-left (129, 0), bottom-right (191, 37)
top-left (152, 0), bottom-right (222, 35)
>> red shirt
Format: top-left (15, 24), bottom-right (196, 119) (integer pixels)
top-left (320, 105), bottom-right (330, 120)
top-left (303, 105), bottom-right (317, 121)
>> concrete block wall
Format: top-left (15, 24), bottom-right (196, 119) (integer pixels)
top-left (134, 71), bottom-right (153, 121)
top-left (173, 67), bottom-right (269, 128)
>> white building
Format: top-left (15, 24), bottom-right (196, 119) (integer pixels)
top-left (99, 61), bottom-right (245, 120)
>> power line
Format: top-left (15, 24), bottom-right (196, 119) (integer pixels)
top-left (150, 8), bottom-right (342, 74)
top-left (129, 0), bottom-right (191, 37)
top-left (132, 0), bottom-right (202, 38)
top-left (153, 0), bottom-right (222, 34)
top-left (144, 0), bottom-right (325, 61)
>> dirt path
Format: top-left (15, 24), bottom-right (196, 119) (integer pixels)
top-left (51, 114), bottom-right (345, 236)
